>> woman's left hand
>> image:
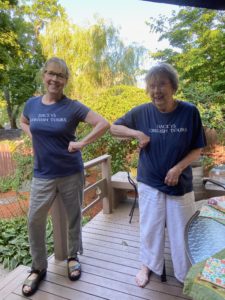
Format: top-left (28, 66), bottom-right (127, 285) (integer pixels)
top-left (164, 166), bottom-right (182, 186)
top-left (68, 141), bottom-right (85, 152)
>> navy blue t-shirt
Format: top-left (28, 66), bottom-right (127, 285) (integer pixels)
top-left (114, 101), bottom-right (206, 196)
top-left (23, 96), bottom-right (90, 179)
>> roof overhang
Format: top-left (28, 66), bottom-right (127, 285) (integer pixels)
top-left (141, 0), bottom-right (225, 10)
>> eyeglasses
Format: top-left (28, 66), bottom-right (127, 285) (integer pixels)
top-left (44, 71), bottom-right (67, 80)
top-left (148, 81), bottom-right (171, 91)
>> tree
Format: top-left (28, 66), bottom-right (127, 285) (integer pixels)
top-left (0, 0), bottom-right (66, 128)
top-left (147, 8), bottom-right (225, 92)
top-left (0, 2), bottom-right (43, 128)
top-left (21, 0), bottom-right (66, 37)
top-left (0, 1), bottom-right (146, 127)
top-left (146, 8), bottom-right (225, 133)
top-left (0, 0), bottom-right (19, 84)
top-left (39, 17), bottom-right (146, 99)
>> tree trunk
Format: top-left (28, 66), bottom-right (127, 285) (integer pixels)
top-left (10, 116), bottom-right (17, 129)
top-left (3, 88), bottom-right (18, 129)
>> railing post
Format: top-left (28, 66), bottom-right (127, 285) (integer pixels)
top-left (51, 195), bottom-right (68, 260)
top-left (101, 155), bottom-right (112, 214)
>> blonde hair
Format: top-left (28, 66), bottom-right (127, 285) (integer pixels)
top-left (42, 57), bottom-right (70, 79)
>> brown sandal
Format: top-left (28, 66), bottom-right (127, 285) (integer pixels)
top-left (22, 269), bottom-right (46, 297)
top-left (67, 257), bottom-right (81, 281)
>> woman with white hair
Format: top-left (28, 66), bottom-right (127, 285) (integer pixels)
top-left (110, 63), bottom-right (206, 287)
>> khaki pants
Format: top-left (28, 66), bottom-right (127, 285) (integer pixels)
top-left (28, 172), bottom-right (84, 271)
top-left (138, 182), bottom-right (196, 283)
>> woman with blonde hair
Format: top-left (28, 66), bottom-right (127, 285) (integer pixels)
top-left (21, 57), bottom-right (109, 296)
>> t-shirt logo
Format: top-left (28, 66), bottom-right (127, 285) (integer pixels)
top-left (149, 123), bottom-right (188, 134)
top-left (30, 113), bottom-right (67, 122)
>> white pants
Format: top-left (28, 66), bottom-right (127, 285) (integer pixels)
top-left (138, 182), bottom-right (196, 283)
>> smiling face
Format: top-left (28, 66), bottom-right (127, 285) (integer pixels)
top-left (148, 74), bottom-right (176, 112)
top-left (43, 62), bottom-right (68, 97)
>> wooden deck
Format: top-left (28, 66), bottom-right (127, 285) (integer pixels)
top-left (0, 201), bottom-right (191, 300)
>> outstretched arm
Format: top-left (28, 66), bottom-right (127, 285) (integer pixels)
top-left (68, 111), bottom-right (110, 152)
top-left (110, 124), bottom-right (150, 149)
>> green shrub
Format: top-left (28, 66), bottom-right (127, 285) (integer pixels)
top-left (0, 176), bottom-right (16, 193)
top-left (201, 155), bottom-right (215, 172)
top-left (0, 136), bottom-right (33, 193)
top-left (128, 149), bottom-right (139, 169)
top-left (78, 85), bottom-right (149, 173)
top-left (0, 215), bottom-right (91, 270)
top-left (181, 83), bottom-right (225, 131)
top-left (83, 85), bottom-right (149, 123)
top-left (79, 130), bottom-right (136, 174)
top-left (0, 217), bottom-right (53, 270)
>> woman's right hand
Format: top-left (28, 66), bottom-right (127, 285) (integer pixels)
top-left (68, 141), bottom-right (85, 152)
top-left (136, 131), bottom-right (150, 148)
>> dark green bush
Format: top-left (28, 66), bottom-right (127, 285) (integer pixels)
top-left (0, 217), bottom-right (53, 270)
top-left (79, 85), bottom-right (149, 172)
top-left (0, 215), bottom-right (90, 270)
top-left (83, 84), bottom-right (149, 123)
top-left (0, 136), bottom-right (33, 193)
top-left (79, 129), bottom-right (136, 174)
top-left (181, 83), bottom-right (225, 132)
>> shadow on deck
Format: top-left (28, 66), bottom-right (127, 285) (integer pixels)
top-left (0, 200), bottom-right (190, 300)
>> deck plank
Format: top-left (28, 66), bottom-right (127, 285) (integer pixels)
top-left (0, 202), bottom-right (191, 300)
top-left (0, 265), bottom-right (27, 299)
top-left (47, 260), bottom-right (187, 299)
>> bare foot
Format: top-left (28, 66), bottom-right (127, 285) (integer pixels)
top-left (135, 265), bottom-right (151, 288)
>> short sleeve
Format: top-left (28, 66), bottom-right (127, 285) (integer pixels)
top-left (113, 108), bottom-right (137, 130)
top-left (22, 98), bottom-right (33, 120)
top-left (191, 106), bottom-right (207, 149)
top-left (73, 101), bottom-right (90, 121)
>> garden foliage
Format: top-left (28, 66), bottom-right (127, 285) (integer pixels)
top-left (147, 8), bottom-right (225, 139)
top-left (0, 3), bottom-right (225, 272)
top-left (0, 136), bottom-right (33, 193)
top-left (83, 85), bottom-right (149, 123)
top-left (80, 85), bottom-right (148, 173)
top-left (0, 215), bottom-right (90, 270)
top-left (0, 217), bottom-right (53, 270)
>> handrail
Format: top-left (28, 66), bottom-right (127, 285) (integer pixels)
top-left (51, 154), bottom-right (112, 260)
top-left (84, 154), bottom-right (110, 169)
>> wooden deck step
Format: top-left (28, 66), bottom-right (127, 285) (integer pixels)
top-left (0, 202), bottom-right (191, 300)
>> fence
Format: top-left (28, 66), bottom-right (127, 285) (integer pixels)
top-left (0, 144), bottom-right (16, 178)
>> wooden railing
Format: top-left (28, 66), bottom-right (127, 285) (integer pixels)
top-left (51, 154), bottom-right (112, 260)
